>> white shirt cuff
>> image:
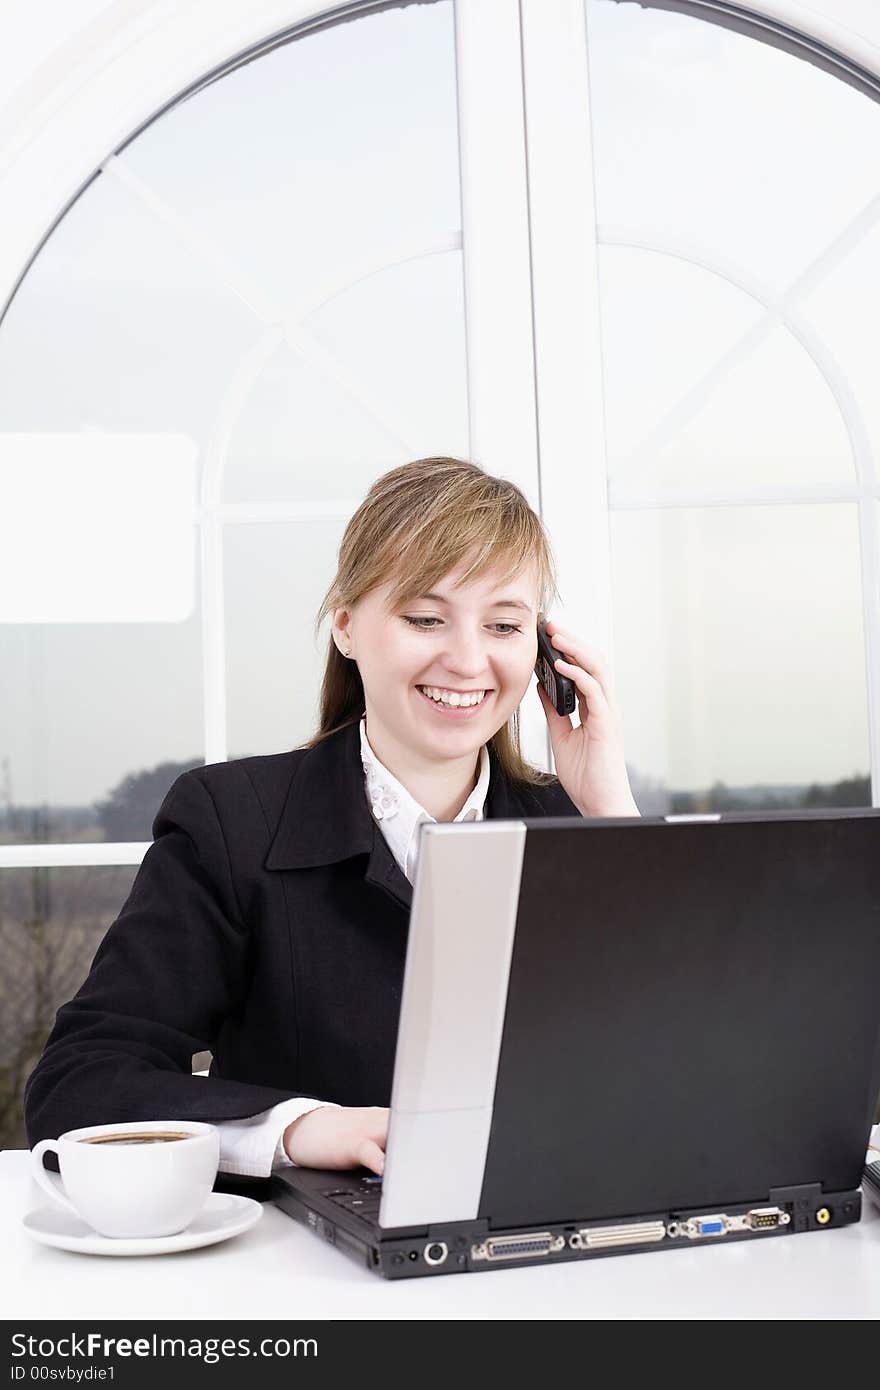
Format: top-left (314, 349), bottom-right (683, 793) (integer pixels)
top-left (216, 1098), bottom-right (336, 1178)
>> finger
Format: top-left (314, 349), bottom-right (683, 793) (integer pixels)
top-left (545, 625), bottom-right (613, 694)
top-left (551, 639), bottom-right (613, 697)
top-left (356, 1138), bottom-right (386, 1176)
top-left (554, 657), bottom-right (606, 702)
top-left (545, 621), bottom-right (605, 663)
top-left (553, 658), bottom-right (608, 722)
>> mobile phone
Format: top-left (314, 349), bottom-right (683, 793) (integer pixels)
top-left (535, 619), bottom-right (577, 717)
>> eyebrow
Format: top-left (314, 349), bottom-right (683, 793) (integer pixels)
top-left (417, 592), bottom-right (533, 613)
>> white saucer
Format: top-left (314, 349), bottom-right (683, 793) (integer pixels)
top-left (22, 1192), bottom-right (263, 1256)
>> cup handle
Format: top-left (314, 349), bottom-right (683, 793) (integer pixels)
top-left (30, 1139), bottom-right (78, 1215)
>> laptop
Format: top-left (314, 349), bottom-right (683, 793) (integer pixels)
top-left (271, 808), bottom-right (880, 1278)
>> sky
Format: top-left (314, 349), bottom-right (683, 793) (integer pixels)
top-left (0, 0), bottom-right (877, 812)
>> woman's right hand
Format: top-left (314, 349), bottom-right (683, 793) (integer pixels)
top-left (283, 1105), bottom-right (389, 1175)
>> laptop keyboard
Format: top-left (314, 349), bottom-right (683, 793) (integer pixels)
top-left (321, 1175), bottom-right (383, 1226)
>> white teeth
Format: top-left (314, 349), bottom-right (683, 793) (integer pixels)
top-left (419, 686), bottom-right (486, 708)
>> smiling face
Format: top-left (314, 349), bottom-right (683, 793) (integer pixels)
top-left (332, 555), bottom-right (540, 783)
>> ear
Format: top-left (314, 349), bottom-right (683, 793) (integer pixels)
top-left (331, 606), bottom-right (353, 658)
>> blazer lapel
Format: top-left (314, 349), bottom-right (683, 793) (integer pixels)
top-left (264, 721), bottom-right (373, 872)
top-left (264, 720), bottom-right (413, 913)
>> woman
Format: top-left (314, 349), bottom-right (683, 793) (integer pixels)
top-left (24, 457), bottom-right (638, 1180)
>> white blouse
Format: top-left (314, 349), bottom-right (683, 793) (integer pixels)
top-left (214, 715), bottom-right (491, 1178)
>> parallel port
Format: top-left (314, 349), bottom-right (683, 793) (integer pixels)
top-left (472, 1232), bottom-right (566, 1262)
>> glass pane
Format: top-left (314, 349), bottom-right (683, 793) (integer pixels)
top-left (586, 0), bottom-right (880, 491)
top-left (0, 163), bottom-right (252, 844)
top-left (0, 864), bottom-right (138, 1150)
top-left (610, 504), bottom-right (871, 811)
top-left (116, 1), bottom-right (465, 505)
top-left (225, 254), bottom-right (468, 504)
top-left (120, 3), bottom-right (461, 325)
top-left (224, 519), bottom-right (345, 758)
top-left (0, 169), bottom-right (262, 451)
top-left (0, 623), bottom-right (203, 845)
top-left (598, 247), bottom-right (854, 492)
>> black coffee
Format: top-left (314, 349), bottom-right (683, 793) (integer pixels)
top-left (79, 1131), bottom-right (193, 1145)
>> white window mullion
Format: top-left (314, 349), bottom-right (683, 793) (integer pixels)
top-left (858, 495), bottom-right (880, 806)
top-left (200, 510), bottom-right (228, 767)
top-left (0, 844), bottom-right (149, 868)
top-left (199, 325), bottom-right (292, 769)
top-left (519, 0), bottom-right (612, 770)
top-left (454, 0), bottom-right (545, 766)
top-left (454, 0), bottom-right (537, 491)
top-left (519, 0), bottom-right (611, 650)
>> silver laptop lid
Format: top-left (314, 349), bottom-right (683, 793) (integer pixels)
top-left (380, 821), bottom-right (526, 1228)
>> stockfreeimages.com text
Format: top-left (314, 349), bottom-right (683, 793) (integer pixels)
top-left (10, 1334), bottom-right (315, 1365)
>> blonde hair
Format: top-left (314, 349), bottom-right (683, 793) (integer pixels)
top-left (300, 456), bottom-right (560, 787)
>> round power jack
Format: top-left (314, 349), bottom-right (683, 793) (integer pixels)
top-left (424, 1241), bottom-right (448, 1266)
top-left (815, 1207), bottom-right (832, 1225)
top-left (408, 1250), bottom-right (419, 1261)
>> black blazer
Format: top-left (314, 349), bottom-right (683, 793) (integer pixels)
top-left (24, 719), bottom-right (580, 1146)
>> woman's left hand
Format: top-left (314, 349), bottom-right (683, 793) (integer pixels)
top-left (535, 620), bottom-right (640, 818)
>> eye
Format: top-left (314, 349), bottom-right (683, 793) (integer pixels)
top-left (402, 617), bottom-right (522, 636)
top-left (402, 616), bottom-right (442, 629)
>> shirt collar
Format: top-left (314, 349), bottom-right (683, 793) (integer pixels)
top-left (359, 714), bottom-right (490, 882)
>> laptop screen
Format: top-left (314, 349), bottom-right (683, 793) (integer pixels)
top-left (383, 810), bottom-right (880, 1231)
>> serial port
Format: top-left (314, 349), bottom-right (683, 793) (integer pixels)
top-left (745, 1207), bottom-right (788, 1230)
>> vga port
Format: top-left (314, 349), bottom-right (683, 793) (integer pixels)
top-left (691, 1215), bottom-right (726, 1237)
top-left (668, 1214), bottom-right (729, 1239)
top-left (472, 1232), bottom-right (565, 1262)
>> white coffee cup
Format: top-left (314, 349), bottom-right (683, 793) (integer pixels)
top-left (30, 1120), bottom-right (220, 1238)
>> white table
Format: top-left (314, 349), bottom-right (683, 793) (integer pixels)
top-left (3, 1138), bottom-right (879, 1321)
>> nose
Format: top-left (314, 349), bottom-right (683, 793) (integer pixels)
top-left (440, 627), bottom-right (493, 682)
